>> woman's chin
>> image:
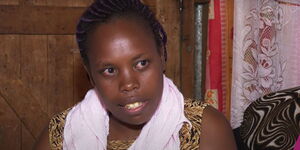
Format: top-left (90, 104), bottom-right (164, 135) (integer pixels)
top-left (120, 116), bottom-right (149, 127)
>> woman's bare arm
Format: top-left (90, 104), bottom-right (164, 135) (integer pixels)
top-left (199, 106), bottom-right (237, 150)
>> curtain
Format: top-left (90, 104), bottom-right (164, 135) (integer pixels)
top-left (231, 0), bottom-right (300, 128)
top-left (205, 0), bottom-right (231, 117)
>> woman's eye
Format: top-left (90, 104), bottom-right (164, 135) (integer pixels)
top-left (102, 67), bottom-right (116, 76)
top-left (136, 60), bottom-right (149, 70)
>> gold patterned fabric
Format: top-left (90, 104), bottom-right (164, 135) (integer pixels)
top-left (49, 108), bottom-right (72, 150)
top-left (49, 99), bottom-right (208, 150)
top-left (107, 140), bottom-right (134, 150)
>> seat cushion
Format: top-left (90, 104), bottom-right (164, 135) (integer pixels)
top-left (240, 86), bottom-right (300, 150)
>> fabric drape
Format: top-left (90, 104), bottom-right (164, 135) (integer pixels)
top-left (63, 75), bottom-right (190, 149)
top-left (231, 0), bottom-right (300, 128)
top-left (205, 0), bottom-right (231, 117)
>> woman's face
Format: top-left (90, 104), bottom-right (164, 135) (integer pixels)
top-left (87, 18), bottom-right (164, 125)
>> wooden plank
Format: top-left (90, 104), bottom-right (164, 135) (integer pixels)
top-left (141, 0), bottom-right (156, 8)
top-left (156, 0), bottom-right (181, 88)
top-left (43, 0), bottom-right (74, 7)
top-left (0, 4), bottom-right (156, 35)
top-left (26, 0), bottom-right (46, 5)
top-left (0, 78), bottom-right (49, 138)
top-left (30, 0), bottom-right (93, 7)
top-left (0, 6), bottom-right (85, 34)
top-left (224, 0), bottom-right (234, 120)
top-left (180, 0), bottom-right (195, 98)
top-left (0, 35), bottom-right (20, 80)
top-left (195, 0), bottom-right (210, 4)
top-left (0, 95), bottom-right (21, 150)
top-left (42, 0), bottom-right (73, 7)
top-left (201, 4), bottom-right (209, 101)
top-left (72, 0), bottom-right (94, 7)
top-left (0, 0), bottom-right (19, 5)
top-left (70, 35), bottom-right (91, 103)
top-left (73, 47), bottom-right (92, 104)
top-left (31, 0), bottom-right (151, 8)
top-left (21, 124), bottom-right (35, 150)
top-left (20, 35), bottom-right (48, 112)
top-left (47, 35), bottom-right (74, 117)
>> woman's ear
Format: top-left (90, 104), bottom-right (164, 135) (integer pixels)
top-left (84, 65), bottom-right (95, 87)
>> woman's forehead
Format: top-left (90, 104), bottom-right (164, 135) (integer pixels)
top-left (90, 18), bottom-right (157, 49)
top-left (87, 18), bottom-right (159, 61)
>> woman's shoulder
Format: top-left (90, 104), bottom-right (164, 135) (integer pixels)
top-left (200, 105), bottom-right (237, 149)
top-left (181, 98), bottom-right (237, 150)
top-left (179, 99), bottom-right (209, 149)
top-left (49, 107), bottom-right (73, 150)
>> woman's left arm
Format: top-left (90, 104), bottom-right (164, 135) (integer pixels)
top-left (199, 106), bottom-right (237, 150)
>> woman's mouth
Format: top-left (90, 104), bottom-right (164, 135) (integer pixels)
top-left (123, 101), bottom-right (147, 113)
top-left (125, 102), bottom-right (143, 109)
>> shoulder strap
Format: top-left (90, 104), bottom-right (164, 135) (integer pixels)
top-left (49, 108), bottom-right (72, 150)
top-left (179, 99), bottom-right (209, 150)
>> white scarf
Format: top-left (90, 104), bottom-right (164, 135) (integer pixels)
top-left (63, 75), bottom-right (190, 150)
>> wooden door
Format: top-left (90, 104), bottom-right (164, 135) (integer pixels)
top-left (0, 1), bottom-right (93, 149)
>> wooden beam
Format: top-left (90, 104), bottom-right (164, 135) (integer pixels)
top-left (180, 0), bottom-right (195, 98)
top-left (0, 5), bottom-right (156, 35)
top-left (225, 0), bottom-right (234, 120)
top-left (47, 35), bottom-right (76, 117)
top-left (0, 35), bottom-right (21, 80)
top-left (200, 3), bottom-right (209, 101)
top-left (0, 78), bottom-right (50, 139)
top-left (0, 6), bottom-right (86, 34)
top-left (141, 0), bottom-right (156, 8)
top-left (29, 0), bottom-right (93, 7)
top-left (20, 35), bottom-right (48, 112)
top-left (22, 124), bottom-right (35, 150)
top-left (0, 95), bottom-right (21, 149)
top-left (0, 0), bottom-right (19, 5)
top-left (156, 0), bottom-right (181, 87)
top-left (195, 0), bottom-right (210, 4)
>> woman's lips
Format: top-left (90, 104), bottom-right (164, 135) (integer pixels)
top-left (122, 101), bottom-right (148, 114)
top-left (125, 102), bottom-right (143, 109)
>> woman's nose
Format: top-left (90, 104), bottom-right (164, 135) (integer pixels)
top-left (119, 69), bottom-right (139, 93)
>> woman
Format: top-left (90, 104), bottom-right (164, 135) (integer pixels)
top-left (35, 0), bottom-right (237, 149)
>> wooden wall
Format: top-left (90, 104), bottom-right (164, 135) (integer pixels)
top-left (0, 0), bottom-right (203, 149)
top-left (0, 1), bottom-right (93, 149)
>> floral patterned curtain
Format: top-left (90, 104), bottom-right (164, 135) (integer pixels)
top-left (231, 0), bottom-right (300, 128)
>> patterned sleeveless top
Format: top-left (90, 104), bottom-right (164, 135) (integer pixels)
top-left (49, 99), bottom-right (209, 150)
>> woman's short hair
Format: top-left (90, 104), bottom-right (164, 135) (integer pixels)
top-left (76, 0), bottom-right (168, 65)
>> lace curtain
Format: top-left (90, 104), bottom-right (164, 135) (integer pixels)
top-left (231, 0), bottom-right (300, 128)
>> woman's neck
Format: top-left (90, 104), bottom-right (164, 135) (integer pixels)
top-left (108, 114), bottom-right (145, 141)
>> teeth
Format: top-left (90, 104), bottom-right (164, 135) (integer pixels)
top-left (125, 102), bottom-right (142, 110)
